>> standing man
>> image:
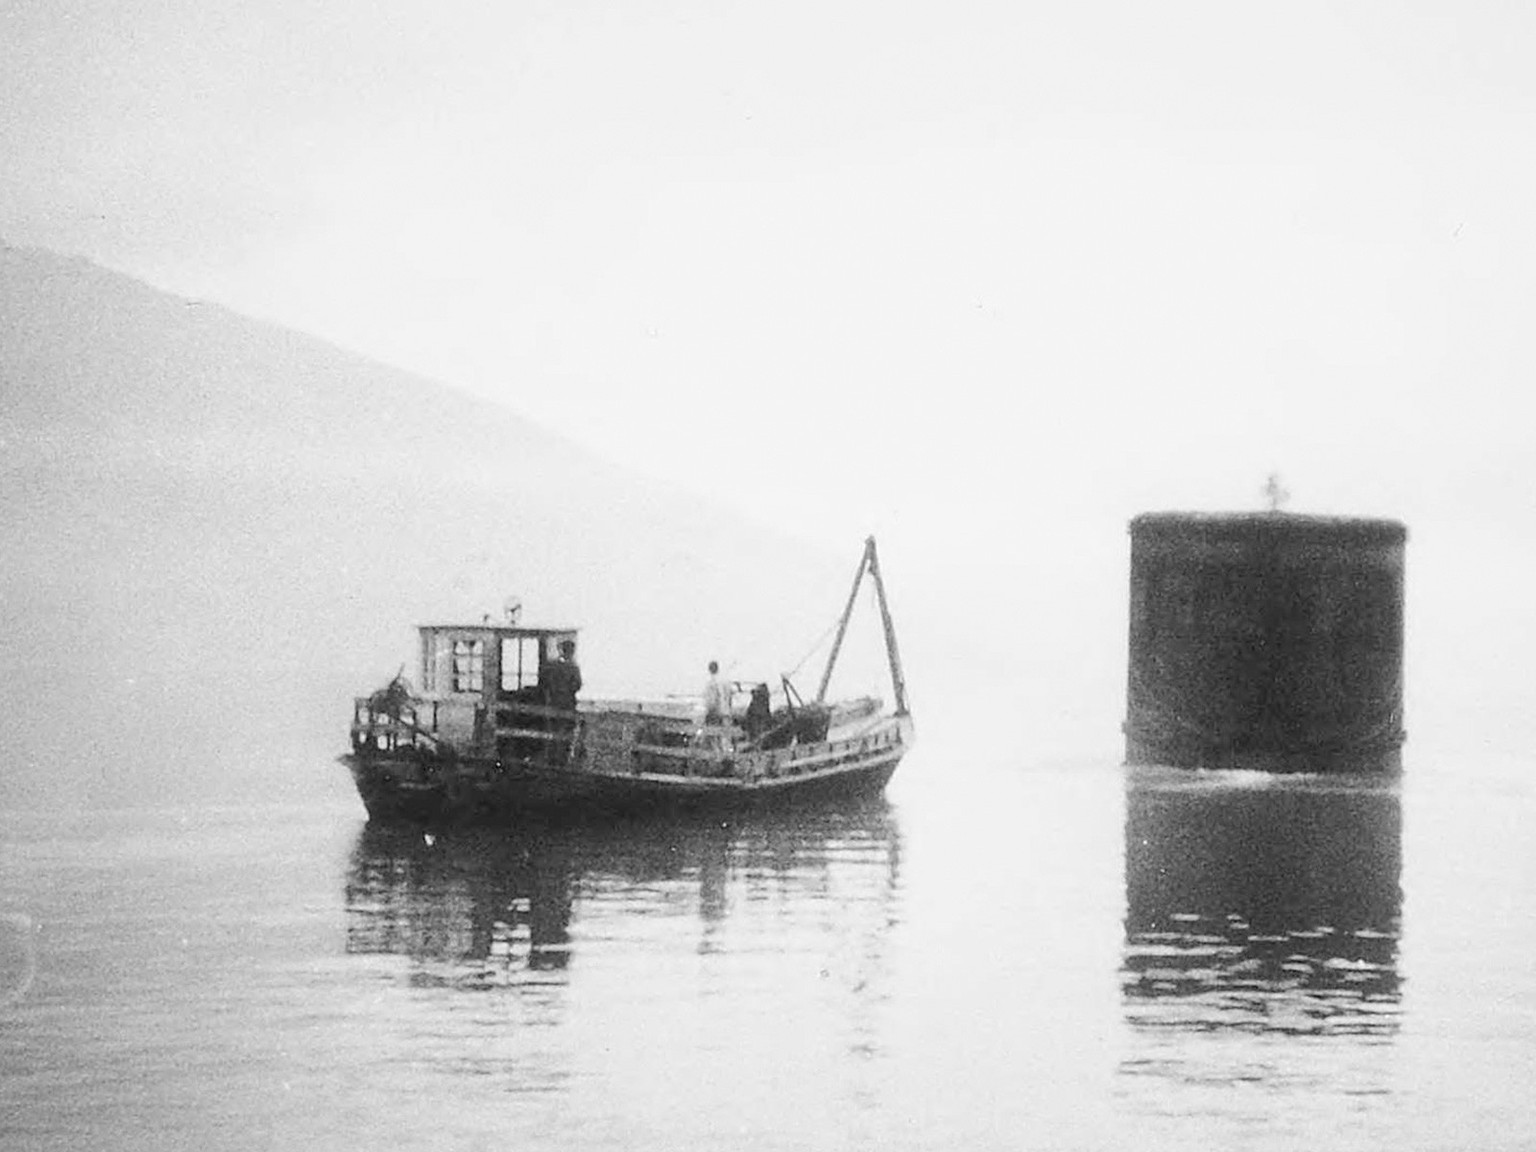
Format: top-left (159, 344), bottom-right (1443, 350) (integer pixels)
top-left (702, 660), bottom-right (733, 727)
top-left (545, 639), bottom-right (583, 711)
top-left (542, 638), bottom-right (582, 762)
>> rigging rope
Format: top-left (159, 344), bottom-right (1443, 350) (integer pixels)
top-left (717, 567), bottom-right (849, 682)
top-left (784, 611), bottom-right (847, 682)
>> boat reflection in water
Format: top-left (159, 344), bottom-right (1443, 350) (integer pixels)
top-left (1122, 767), bottom-right (1402, 1040)
top-left (344, 798), bottom-right (902, 1009)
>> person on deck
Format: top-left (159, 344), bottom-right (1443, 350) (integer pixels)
top-left (544, 639), bottom-right (582, 712)
top-left (744, 683), bottom-right (772, 740)
top-left (541, 639), bottom-right (582, 762)
top-left (702, 661), bottom-right (733, 727)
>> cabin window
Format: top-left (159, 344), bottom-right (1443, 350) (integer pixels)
top-left (422, 635), bottom-right (438, 692)
top-left (452, 638), bottom-right (485, 692)
top-left (501, 636), bottom-right (541, 691)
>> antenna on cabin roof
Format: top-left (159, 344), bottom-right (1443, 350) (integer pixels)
top-left (1262, 472), bottom-right (1291, 512)
top-left (504, 596), bottom-right (523, 624)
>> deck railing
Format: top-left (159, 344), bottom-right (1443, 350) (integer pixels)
top-left (493, 700), bottom-right (583, 766)
top-left (350, 697), bottom-right (443, 753)
top-left (351, 694), bottom-right (906, 782)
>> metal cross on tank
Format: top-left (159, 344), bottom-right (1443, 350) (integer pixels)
top-left (1122, 478), bottom-right (1408, 774)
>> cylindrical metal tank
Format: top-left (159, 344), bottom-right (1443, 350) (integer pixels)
top-left (1124, 512), bottom-right (1407, 773)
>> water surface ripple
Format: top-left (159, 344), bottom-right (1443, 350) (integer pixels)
top-left (2, 758), bottom-right (1533, 1150)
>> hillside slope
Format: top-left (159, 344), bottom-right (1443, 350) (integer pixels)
top-left (1, 243), bottom-right (880, 808)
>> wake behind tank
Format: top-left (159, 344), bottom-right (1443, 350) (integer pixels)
top-left (1123, 511), bottom-right (1407, 773)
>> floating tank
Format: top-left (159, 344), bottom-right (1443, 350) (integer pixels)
top-left (1123, 512), bottom-right (1407, 773)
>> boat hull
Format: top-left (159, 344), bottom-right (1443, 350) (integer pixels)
top-left (341, 717), bottom-right (913, 824)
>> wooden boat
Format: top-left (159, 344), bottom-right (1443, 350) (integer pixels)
top-left (340, 537), bottom-right (914, 822)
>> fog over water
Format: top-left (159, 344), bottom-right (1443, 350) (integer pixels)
top-left (4, 3), bottom-right (1536, 1141)
top-left (3, 229), bottom-right (1536, 1148)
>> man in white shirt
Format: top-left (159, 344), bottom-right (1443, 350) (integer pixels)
top-left (702, 661), bottom-right (733, 727)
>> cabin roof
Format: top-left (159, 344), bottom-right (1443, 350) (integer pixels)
top-left (417, 623), bottom-right (579, 635)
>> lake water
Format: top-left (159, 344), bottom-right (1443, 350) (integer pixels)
top-left (3, 740), bottom-right (1534, 1151)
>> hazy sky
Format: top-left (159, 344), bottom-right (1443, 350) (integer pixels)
top-left (4, 0), bottom-right (1533, 554)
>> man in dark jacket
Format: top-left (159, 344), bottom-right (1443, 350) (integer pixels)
top-left (541, 639), bottom-right (582, 762)
top-left (544, 639), bottom-right (582, 711)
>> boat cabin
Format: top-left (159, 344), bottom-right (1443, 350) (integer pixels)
top-left (416, 622), bottom-right (579, 750)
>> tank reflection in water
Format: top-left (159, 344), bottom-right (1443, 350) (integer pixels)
top-left (1122, 768), bottom-right (1402, 1044)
